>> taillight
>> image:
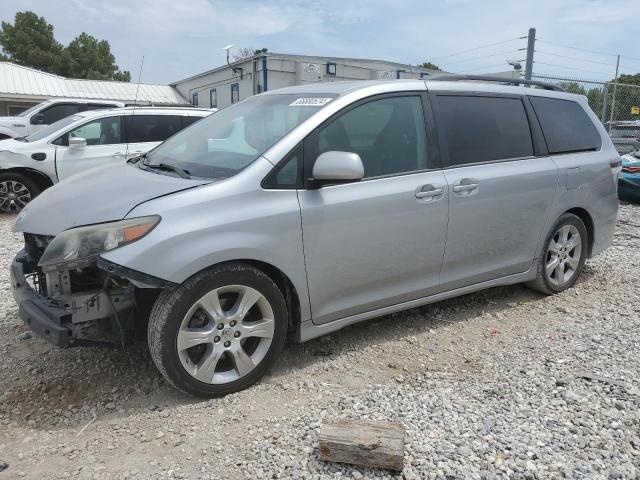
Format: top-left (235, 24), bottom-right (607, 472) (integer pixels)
top-left (622, 165), bottom-right (640, 174)
top-left (610, 158), bottom-right (622, 177)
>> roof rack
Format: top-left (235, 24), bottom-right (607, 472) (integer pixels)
top-left (429, 74), bottom-right (565, 92)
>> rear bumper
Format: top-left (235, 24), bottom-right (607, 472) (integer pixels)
top-left (10, 251), bottom-right (73, 347)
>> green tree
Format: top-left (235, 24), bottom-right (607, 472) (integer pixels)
top-left (61, 32), bottom-right (130, 81)
top-left (0, 11), bottom-right (63, 73)
top-left (0, 11), bottom-right (130, 82)
top-left (419, 61), bottom-right (441, 71)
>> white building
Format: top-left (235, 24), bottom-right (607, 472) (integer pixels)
top-left (0, 62), bottom-right (188, 116)
top-left (172, 53), bottom-right (442, 110)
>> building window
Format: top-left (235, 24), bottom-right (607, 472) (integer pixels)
top-left (326, 62), bottom-right (337, 76)
top-left (420, 72), bottom-right (429, 79)
top-left (209, 89), bottom-right (217, 108)
top-left (231, 83), bottom-right (239, 104)
top-left (191, 92), bottom-right (198, 106)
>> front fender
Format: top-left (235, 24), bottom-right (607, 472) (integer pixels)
top-left (100, 166), bottom-right (311, 322)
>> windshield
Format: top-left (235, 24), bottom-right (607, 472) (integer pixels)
top-left (17, 101), bottom-right (50, 118)
top-left (143, 93), bottom-right (336, 179)
top-left (24, 115), bottom-right (83, 142)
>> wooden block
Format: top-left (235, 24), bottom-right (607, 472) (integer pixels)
top-left (318, 418), bottom-right (405, 471)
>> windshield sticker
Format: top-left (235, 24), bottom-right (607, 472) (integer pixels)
top-left (289, 97), bottom-right (333, 107)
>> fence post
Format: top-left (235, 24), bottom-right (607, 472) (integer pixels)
top-left (601, 83), bottom-right (609, 124)
top-left (608, 54), bottom-right (620, 132)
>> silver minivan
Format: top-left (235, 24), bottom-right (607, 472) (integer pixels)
top-left (10, 78), bottom-right (619, 397)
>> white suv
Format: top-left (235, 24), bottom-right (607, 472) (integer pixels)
top-left (0, 107), bottom-right (213, 212)
top-left (0, 99), bottom-right (125, 139)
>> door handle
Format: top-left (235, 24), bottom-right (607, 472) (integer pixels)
top-left (415, 188), bottom-right (444, 198)
top-left (453, 183), bottom-right (479, 193)
top-left (415, 185), bottom-right (444, 200)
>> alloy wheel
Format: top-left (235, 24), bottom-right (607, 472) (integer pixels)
top-left (0, 180), bottom-right (32, 213)
top-left (176, 285), bottom-right (275, 384)
top-left (545, 224), bottom-right (582, 286)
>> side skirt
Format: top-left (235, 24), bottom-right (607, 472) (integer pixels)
top-left (297, 262), bottom-right (538, 343)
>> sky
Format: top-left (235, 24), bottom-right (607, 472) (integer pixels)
top-left (2, 0), bottom-right (640, 85)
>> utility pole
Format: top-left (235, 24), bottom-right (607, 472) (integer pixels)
top-left (608, 54), bottom-right (620, 132)
top-left (524, 27), bottom-right (536, 87)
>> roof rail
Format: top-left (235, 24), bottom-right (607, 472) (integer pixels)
top-left (428, 74), bottom-right (565, 92)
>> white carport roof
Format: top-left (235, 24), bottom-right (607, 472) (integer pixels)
top-left (0, 62), bottom-right (188, 105)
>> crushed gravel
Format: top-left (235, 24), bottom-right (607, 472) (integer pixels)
top-left (0, 204), bottom-right (639, 479)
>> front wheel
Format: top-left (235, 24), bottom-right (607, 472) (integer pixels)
top-left (148, 263), bottom-right (288, 397)
top-left (526, 213), bottom-right (588, 295)
top-left (0, 173), bottom-right (41, 213)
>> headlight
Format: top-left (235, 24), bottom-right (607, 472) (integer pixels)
top-left (38, 216), bottom-right (160, 269)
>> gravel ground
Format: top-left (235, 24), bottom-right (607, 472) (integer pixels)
top-left (0, 204), bottom-right (639, 479)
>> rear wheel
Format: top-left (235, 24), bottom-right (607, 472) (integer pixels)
top-left (526, 213), bottom-right (588, 295)
top-left (0, 173), bottom-right (41, 213)
top-left (148, 263), bottom-right (287, 397)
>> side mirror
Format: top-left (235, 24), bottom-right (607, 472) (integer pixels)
top-left (31, 113), bottom-right (45, 125)
top-left (312, 151), bottom-right (364, 186)
top-left (69, 137), bottom-right (87, 149)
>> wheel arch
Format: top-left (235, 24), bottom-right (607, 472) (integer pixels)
top-left (0, 167), bottom-right (54, 192)
top-left (565, 207), bottom-right (595, 257)
top-left (184, 259), bottom-right (303, 338)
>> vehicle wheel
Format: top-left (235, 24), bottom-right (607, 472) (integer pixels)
top-left (526, 213), bottom-right (588, 295)
top-left (148, 263), bottom-right (288, 397)
top-left (0, 173), bottom-right (41, 213)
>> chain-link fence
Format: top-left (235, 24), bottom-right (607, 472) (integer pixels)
top-left (531, 74), bottom-right (640, 154)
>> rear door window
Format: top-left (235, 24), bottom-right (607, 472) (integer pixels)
top-left (529, 96), bottom-right (601, 154)
top-left (37, 103), bottom-right (84, 125)
top-left (435, 95), bottom-right (534, 166)
top-left (125, 115), bottom-right (184, 143)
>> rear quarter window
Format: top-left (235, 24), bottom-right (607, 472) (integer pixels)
top-left (529, 96), bottom-right (601, 154)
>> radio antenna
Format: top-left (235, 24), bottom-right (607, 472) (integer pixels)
top-left (132, 55), bottom-right (145, 114)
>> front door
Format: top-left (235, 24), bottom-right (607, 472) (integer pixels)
top-left (298, 94), bottom-right (449, 325)
top-left (55, 116), bottom-right (125, 180)
top-left (432, 93), bottom-right (558, 290)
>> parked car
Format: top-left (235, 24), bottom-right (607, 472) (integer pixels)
top-left (619, 150), bottom-right (640, 202)
top-left (0, 99), bottom-right (125, 140)
top-left (10, 79), bottom-right (618, 397)
top-left (605, 121), bottom-right (640, 155)
top-left (0, 107), bottom-right (213, 212)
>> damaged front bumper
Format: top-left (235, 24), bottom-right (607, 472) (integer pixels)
top-left (11, 251), bottom-right (74, 347)
top-left (10, 249), bottom-right (151, 347)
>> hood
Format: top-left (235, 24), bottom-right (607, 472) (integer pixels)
top-left (14, 162), bottom-right (210, 235)
top-left (0, 116), bottom-right (23, 126)
top-left (0, 116), bottom-right (26, 133)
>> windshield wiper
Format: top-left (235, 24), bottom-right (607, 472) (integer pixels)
top-left (141, 162), bottom-right (191, 179)
top-left (128, 152), bottom-right (147, 164)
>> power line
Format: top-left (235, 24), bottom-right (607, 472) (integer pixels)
top-left (535, 50), bottom-right (616, 68)
top-left (441, 50), bottom-right (522, 66)
top-left (536, 39), bottom-right (617, 58)
top-left (453, 63), bottom-right (514, 74)
top-left (537, 38), bottom-right (640, 65)
top-left (430, 38), bottom-right (521, 61)
top-left (534, 61), bottom-right (614, 77)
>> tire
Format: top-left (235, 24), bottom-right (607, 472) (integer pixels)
top-left (0, 172), bottom-right (42, 213)
top-left (148, 263), bottom-right (288, 397)
top-left (526, 213), bottom-right (589, 295)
